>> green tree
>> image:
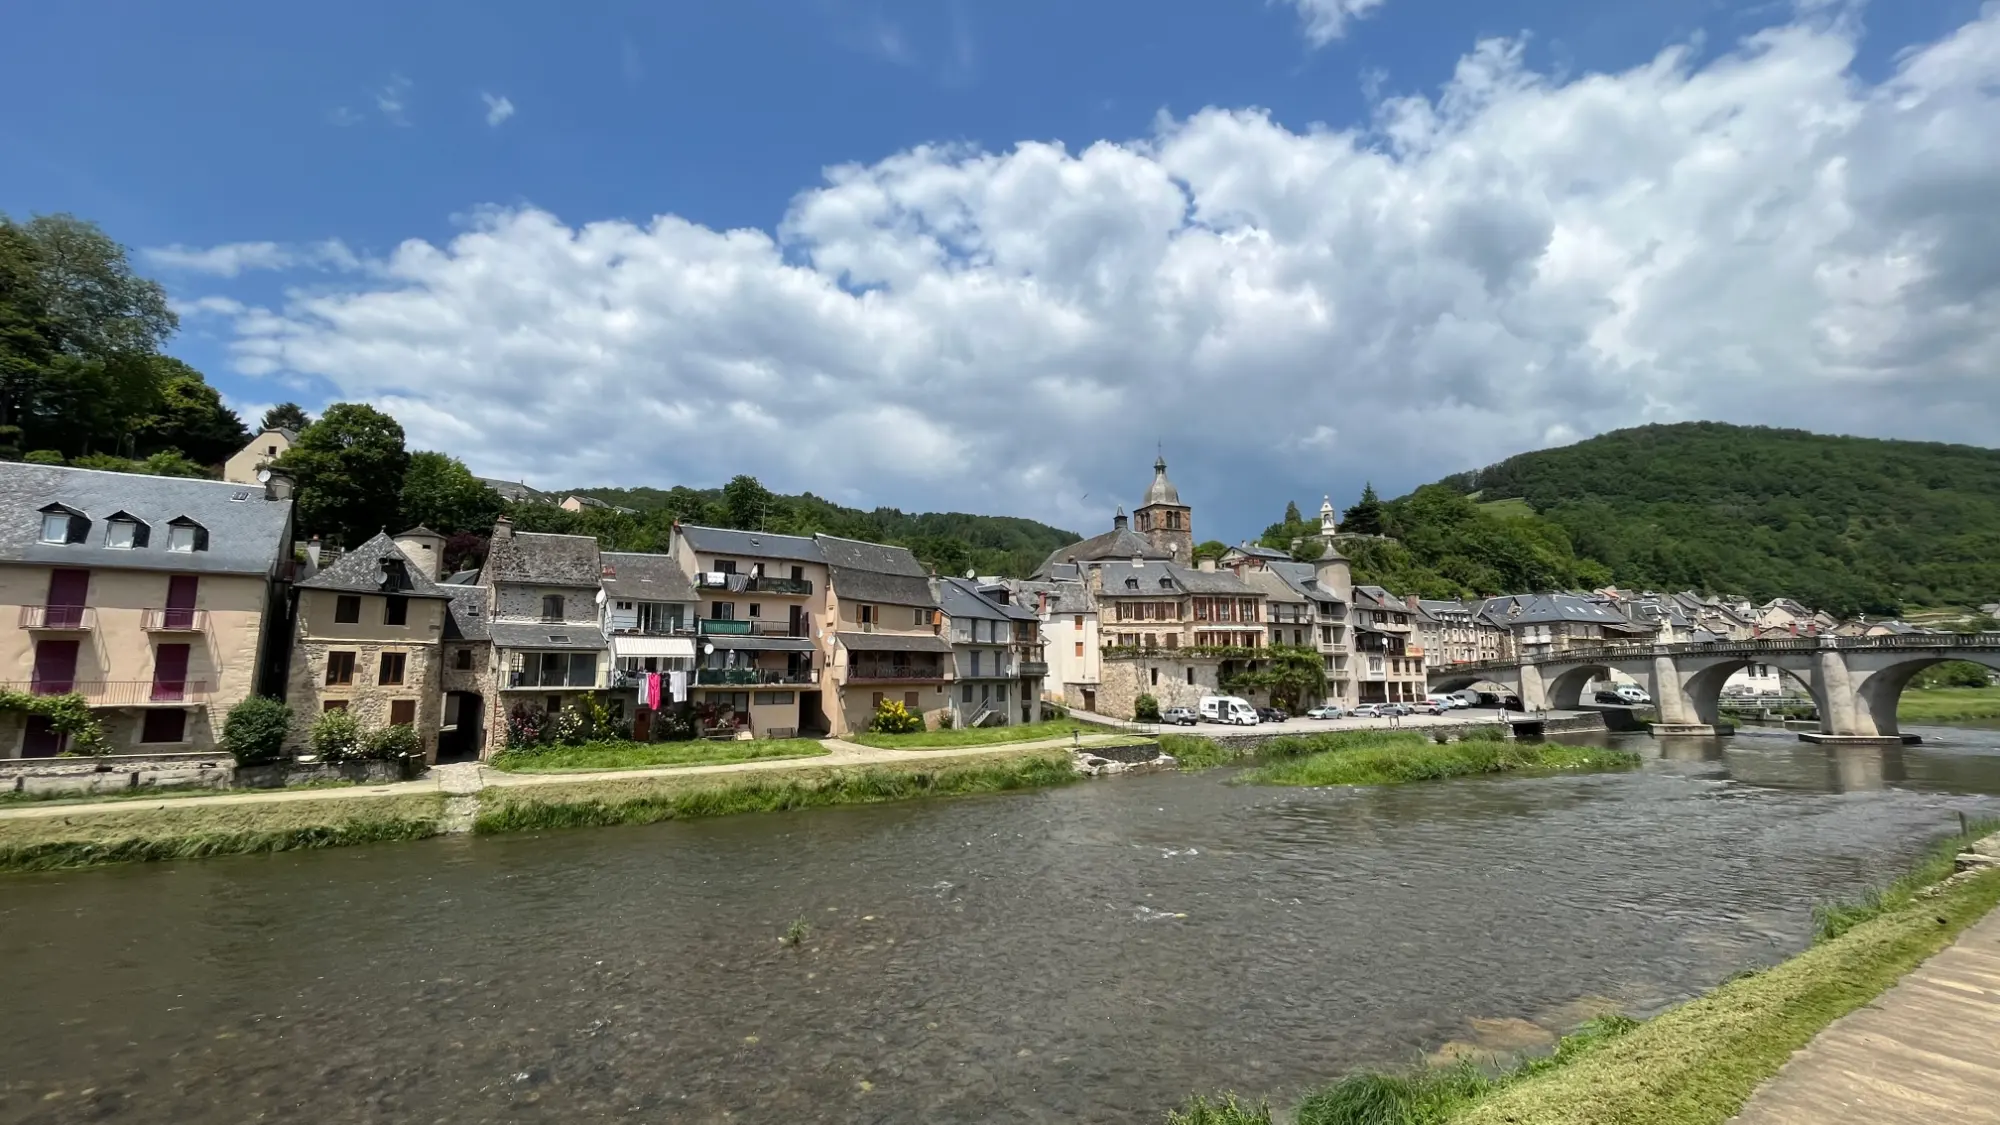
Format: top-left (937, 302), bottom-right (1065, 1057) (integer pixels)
top-left (276, 403), bottom-right (411, 546)
top-left (130, 357), bottom-right (248, 465)
top-left (1225, 645), bottom-right (1327, 712)
top-left (259, 402), bottom-right (311, 432)
top-left (1283, 500), bottom-right (1302, 524)
top-left (7, 213), bottom-right (175, 357)
top-left (721, 473), bottom-right (778, 530)
top-left (400, 450), bottom-right (505, 534)
top-left (1192, 539), bottom-right (1229, 562)
top-left (1340, 483), bottom-right (1385, 536)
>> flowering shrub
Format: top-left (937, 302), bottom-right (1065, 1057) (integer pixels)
top-left (869, 699), bottom-right (923, 734)
top-left (309, 708), bottom-right (362, 762)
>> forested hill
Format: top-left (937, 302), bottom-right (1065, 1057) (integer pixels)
top-left (1437, 422), bottom-right (2000, 616)
top-left (529, 480), bottom-right (1080, 580)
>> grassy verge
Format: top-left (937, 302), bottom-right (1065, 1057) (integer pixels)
top-left (1158, 734), bottom-right (1237, 770)
top-left (1243, 732), bottom-right (1636, 787)
top-left (845, 718), bottom-right (1098, 749)
top-left (1811, 816), bottom-right (2000, 940)
top-left (475, 748), bottom-right (1077, 833)
top-left (1168, 827), bottom-right (2000, 1125)
top-left (0, 793), bottom-right (447, 873)
top-left (1897, 686), bottom-right (2000, 722)
top-left (489, 738), bottom-right (829, 773)
top-left (0, 777), bottom-right (359, 807)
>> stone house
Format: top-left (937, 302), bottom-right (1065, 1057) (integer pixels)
top-left (1474, 592), bottom-right (1654, 662)
top-left (993, 568), bottom-right (1099, 713)
top-left (820, 534), bottom-right (951, 734)
top-left (1351, 585), bottom-right (1427, 704)
top-left (438, 581), bottom-right (491, 762)
top-left (222, 427), bottom-right (297, 485)
top-left (936, 575), bottom-right (1042, 727)
top-left (478, 518), bottom-right (609, 752)
top-left (0, 463), bottom-right (294, 756)
top-left (1233, 548), bottom-right (1355, 708)
top-left (670, 525), bottom-right (828, 738)
top-left (286, 530), bottom-right (454, 756)
top-left (599, 550), bottom-right (698, 738)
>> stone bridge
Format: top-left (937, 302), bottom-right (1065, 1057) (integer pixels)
top-left (1427, 634), bottom-right (2000, 744)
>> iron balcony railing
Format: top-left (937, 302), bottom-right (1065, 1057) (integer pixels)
top-left (695, 667), bottom-right (820, 686)
top-left (1018, 661), bottom-right (1050, 677)
top-left (141, 608), bottom-right (209, 632)
top-left (2, 679), bottom-right (212, 704)
top-left (697, 619), bottom-right (812, 637)
top-left (19, 605), bottom-right (95, 630)
top-left (1433, 631), bottom-right (2000, 676)
top-left (846, 664), bottom-right (948, 682)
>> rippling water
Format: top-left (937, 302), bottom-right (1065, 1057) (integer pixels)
top-left (5, 727), bottom-right (2000, 1124)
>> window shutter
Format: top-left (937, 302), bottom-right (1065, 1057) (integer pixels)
top-left (193, 524), bottom-right (210, 551)
top-left (66, 513), bottom-right (89, 543)
top-left (131, 521), bottom-right (151, 548)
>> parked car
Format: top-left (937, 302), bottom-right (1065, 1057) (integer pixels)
top-left (1160, 706), bottom-right (1198, 726)
top-left (1350, 704), bottom-right (1384, 718)
top-left (1413, 700), bottom-right (1448, 715)
top-left (1306, 704), bottom-right (1344, 720)
top-left (1257, 707), bottom-right (1288, 723)
top-left (1594, 690), bottom-right (1625, 704)
top-left (1425, 692), bottom-right (1461, 710)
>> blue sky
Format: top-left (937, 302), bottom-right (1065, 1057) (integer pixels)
top-left (4, 0), bottom-right (1997, 543)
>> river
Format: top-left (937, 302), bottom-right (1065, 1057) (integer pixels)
top-left (6, 726), bottom-right (2000, 1124)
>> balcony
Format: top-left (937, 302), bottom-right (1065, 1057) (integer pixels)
top-left (1, 680), bottom-right (212, 705)
top-left (141, 608), bottom-right (209, 632)
top-left (505, 654), bottom-right (601, 689)
top-left (698, 619), bottom-right (810, 638)
top-left (695, 667), bottom-right (820, 686)
top-left (20, 605), bottom-right (95, 630)
top-left (846, 662), bottom-right (948, 683)
top-left (749, 575), bottom-right (813, 596)
top-left (1019, 661), bottom-right (1049, 678)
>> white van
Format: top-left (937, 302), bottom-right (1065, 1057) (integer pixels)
top-left (1199, 695), bottom-right (1261, 725)
top-left (1449, 689), bottom-right (1482, 708)
top-left (1614, 685), bottom-right (1652, 705)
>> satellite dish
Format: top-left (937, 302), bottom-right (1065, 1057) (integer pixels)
top-left (256, 468), bottom-right (271, 483)
top-left (594, 588), bottom-right (607, 605)
top-left (965, 569), bottom-right (976, 579)
top-left (702, 643), bottom-right (714, 656)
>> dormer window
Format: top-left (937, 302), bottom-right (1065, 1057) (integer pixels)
top-left (38, 504), bottom-right (86, 545)
top-left (104, 512), bottom-right (149, 550)
top-left (1125, 578), bottom-right (1139, 590)
top-left (166, 517), bottom-right (207, 553)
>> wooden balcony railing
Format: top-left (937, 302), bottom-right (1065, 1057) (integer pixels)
top-left (846, 664), bottom-right (948, 683)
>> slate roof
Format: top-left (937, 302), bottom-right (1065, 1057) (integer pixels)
top-left (443, 569), bottom-right (482, 585)
top-left (1476, 593), bottom-right (1653, 630)
top-left (1267, 560), bottom-right (1342, 603)
top-left (837, 631), bottom-right (955, 654)
top-left (480, 528), bottom-right (603, 588)
top-left (1096, 560), bottom-right (1257, 598)
top-left (1415, 598), bottom-right (1474, 618)
top-left (992, 577), bottom-right (1095, 615)
top-left (489, 621), bottom-right (608, 650)
top-left (477, 477), bottom-right (551, 504)
top-left (442, 585), bottom-right (490, 641)
top-left (1238, 567), bottom-right (1307, 604)
top-left (0, 462), bottom-right (292, 577)
top-left (295, 531), bottom-right (453, 598)
top-left (817, 534), bottom-right (937, 607)
top-left (679, 524), bottom-right (825, 564)
top-left (1228, 542), bottom-right (1292, 561)
top-left (1140, 456), bottom-right (1181, 507)
top-left (601, 551), bottom-right (696, 603)
top-left (938, 576), bottom-right (1037, 622)
top-left (1033, 523), bottom-right (1172, 578)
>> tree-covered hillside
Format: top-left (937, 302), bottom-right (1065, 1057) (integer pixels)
top-left (1437, 422), bottom-right (2000, 616)
top-left (530, 477), bottom-right (1079, 579)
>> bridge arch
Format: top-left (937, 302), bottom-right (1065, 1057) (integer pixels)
top-left (1680, 657), bottom-right (1824, 730)
top-left (1851, 653), bottom-right (2000, 737)
top-left (1544, 664), bottom-right (1613, 711)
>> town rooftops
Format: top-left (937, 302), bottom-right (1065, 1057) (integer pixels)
top-left (1478, 592), bottom-right (1653, 630)
top-left (476, 477), bottom-right (551, 504)
top-left (678, 524), bottom-right (825, 565)
top-left (295, 531), bottom-right (453, 598)
top-left (1095, 559), bottom-right (1256, 597)
top-left (0, 462), bottom-right (293, 577)
top-left (1238, 567), bottom-right (1308, 604)
top-left (938, 575), bottom-right (1037, 622)
top-left (442, 585), bottom-right (490, 641)
top-left (479, 525), bottom-right (602, 587)
top-left (1228, 542), bottom-right (1293, 561)
top-left (488, 621), bottom-right (608, 650)
top-left (817, 534), bottom-right (936, 607)
top-left (993, 576), bottom-right (1095, 615)
top-left (601, 551), bottom-right (696, 603)
top-left (1267, 560), bottom-right (1342, 602)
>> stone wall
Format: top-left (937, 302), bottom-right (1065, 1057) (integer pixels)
top-left (1097, 658), bottom-right (1261, 720)
top-left (493, 583), bottom-right (600, 626)
top-left (287, 639), bottom-right (443, 757)
top-left (1, 754), bottom-right (414, 798)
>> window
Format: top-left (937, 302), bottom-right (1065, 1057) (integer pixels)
top-left (715, 559), bottom-right (737, 574)
top-left (962, 684), bottom-right (975, 703)
top-left (748, 602), bottom-right (761, 618)
top-left (568, 652), bottom-right (597, 686)
top-left (859, 605), bottom-right (875, 625)
top-left (384, 595), bottom-right (409, 626)
top-left (105, 518), bottom-right (143, 549)
top-left (1149, 667), bottom-right (1159, 686)
top-left (266, 444), bottom-right (277, 455)
top-left (712, 601), bottom-right (736, 620)
top-left (1186, 667), bottom-right (1195, 685)
top-left (389, 699), bottom-right (416, 726)
top-left (970, 651), bottom-right (982, 676)
top-left (322, 700), bottom-right (349, 712)
top-left (872, 691), bottom-right (885, 708)
top-left (455, 648), bottom-right (473, 670)
top-left (791, 565), bottom-right (804, 581)
top-left (1073, 614), bottom-right (1083, 629)
top-left (996, 684), bottom-right (1008, 702)
top-left (378, 652), bottom-right (407, 685)
top-left (542, 594), bottom-right (564, 621)
top-left (166, 519), bottom-right (206, 553)
top-left (326, 651), bottom-right (356, 685)
top-left (903, 691), bottom-right (920, 709)
top-left (334, 595), bottom-right (361, 624)
top-left (753, 691), bottom-right (795, 706)
top-left (40, 511), bottom-right (69, 544)
top-left (141, 709), bottom-right (187, 743)
top-left (1075, 641), bottom-right (1084, 657)
top-left (913, 607), bottom-right (929, 627)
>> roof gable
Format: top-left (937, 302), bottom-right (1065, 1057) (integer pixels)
top-left (0, 462), bottom-right (291, 576)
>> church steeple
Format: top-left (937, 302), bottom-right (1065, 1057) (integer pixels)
top-left (1133, 454), bottom-right (1192, 560)
top-left (1319, 495), bottom-right (1338, 535)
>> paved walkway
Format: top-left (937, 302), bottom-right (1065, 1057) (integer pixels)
top-left (0, 732), bottom-right (1132, 822)
top-left (1731, 900), bottom-right (2000, 1124)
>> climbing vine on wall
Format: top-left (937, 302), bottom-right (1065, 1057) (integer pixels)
top-left (0, 691), bottom-right (108, 756)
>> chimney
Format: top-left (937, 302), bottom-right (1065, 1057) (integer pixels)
top-left (306, 537), bottom-right (323, 567)
top-left (261, 468), bottom-right (295, 501)
top-left (493, 515), bottom-right (514, 540)
top-left (1405, 594), bottom-right (1420, 610)
top-left (1198, 556), bottom-right (1217, 573)
top-left (1112, 506), bottom-right (1128, 531)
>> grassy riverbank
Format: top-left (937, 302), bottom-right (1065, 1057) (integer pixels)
top-left (1168, 823), bottom-right (2000, 1125)
top-left (846, 718), bottom-right (1097, 749)
top-left (0, 793), bottom-right (447, 873)
top-left (489, 738), bottom-right (829, 773)
top-left (1898, 686), bottom-right (2000, 722)
top-left (1243, 731), bottom-right (1637, 787)
top-left (474, 748), bottom-right (1077, 833)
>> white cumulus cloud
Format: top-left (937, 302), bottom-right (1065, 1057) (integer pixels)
top-left (145, 240), bottom-right (360, 277)
top-left (1278, 0), bottom-right (1388, 46)
top-left (184, 7), bottom-right (2000, 537)
top-left (482, 92), bottom-right (515, 127)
